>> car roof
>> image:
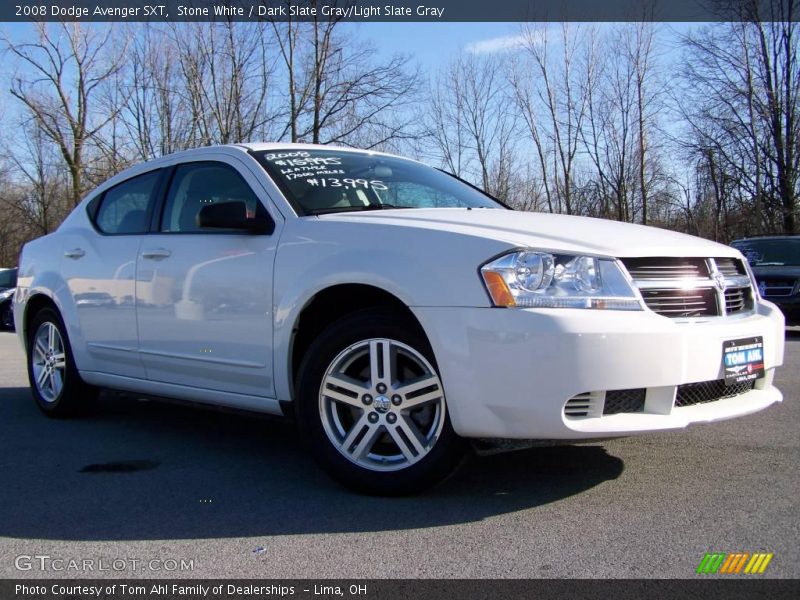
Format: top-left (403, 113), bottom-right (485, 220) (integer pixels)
top-left (82, 142), bottom-right (420, 202)
top-left (237, 142), bottom-right (400, 157)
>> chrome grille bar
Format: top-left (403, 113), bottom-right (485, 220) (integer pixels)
top-left (623, 257), bottom-right (708, 280)
top-left (639, 288), bottom-right (718, 317)
top-left (714, 257), bottom-right (746, 277)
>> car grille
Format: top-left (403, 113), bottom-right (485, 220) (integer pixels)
top-left (639, 288), bottom-right (718, 317)
top-left (758, 277), bottom-right (797, 298)
top-left (602, 389), bottom-right (646, 415)
top-left (623, 257), bottom-right (709, 280)
top-left (675, 379), bottom-right (755, 407)
top-left (620, 257), bottom-right (753, 318)
top-left (564, 379), bottom-right (756, 419)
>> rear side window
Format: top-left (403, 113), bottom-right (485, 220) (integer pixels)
top-left (94, 170), bottom-right (161, 234)
top-left (160, 162), bottom-right (262, 233)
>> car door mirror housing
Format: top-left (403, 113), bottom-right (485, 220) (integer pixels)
top-left (197, 201), bottom-right (274, 234)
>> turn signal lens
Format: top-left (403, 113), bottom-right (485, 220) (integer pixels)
top-left (481, 270), bottom-right (516, 307)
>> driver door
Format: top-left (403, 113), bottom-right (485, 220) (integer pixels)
top-left (135, 159), bottom-right (279, 398)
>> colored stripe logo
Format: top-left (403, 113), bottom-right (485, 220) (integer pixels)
top-left (697, 552), bottom-right (773, 574)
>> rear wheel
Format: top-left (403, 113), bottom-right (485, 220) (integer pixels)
top-left (296, 309), bottom-right (465, 495)
top-left (27, 307), bottom-right (97, 417)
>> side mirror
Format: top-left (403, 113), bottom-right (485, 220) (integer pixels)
top-left (197, 201), bottom-right (274, 234)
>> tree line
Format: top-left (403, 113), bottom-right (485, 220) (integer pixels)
top-left (0, 0), bottom-right (798, 266)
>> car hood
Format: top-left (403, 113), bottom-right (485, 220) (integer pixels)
top-left (318, 209), bottom-right (740, 258)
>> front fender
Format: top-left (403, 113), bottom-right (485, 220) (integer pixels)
top-left (271, 219), bottom-right (509, 401)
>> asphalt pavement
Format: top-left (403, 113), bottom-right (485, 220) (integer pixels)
top-left (0, 329), bottom-right (797, 579)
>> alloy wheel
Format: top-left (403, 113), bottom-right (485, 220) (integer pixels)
top-left (319, 338), bottom-right (446, 472)
top-left (31, 321), bottom-right (66, 403)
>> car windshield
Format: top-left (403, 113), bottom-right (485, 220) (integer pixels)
top-left (733, 239), bottom-right (800, 266)
top-left (254, 149), bottom-right (505, 215)
top-left (0, 268), bottom-right (17, 288)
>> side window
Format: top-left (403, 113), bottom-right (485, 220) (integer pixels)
top-left (161, 162), bottom-right (262, 233)
top-left (95, 170), bottom-right (161, 234)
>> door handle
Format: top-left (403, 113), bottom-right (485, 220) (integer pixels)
top-left (141, 248), bottom-right (172, 260)
top-left (64, 248), bottom-right (85, 259)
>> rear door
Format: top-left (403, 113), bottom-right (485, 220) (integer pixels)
top-left (61, 169), bottom-right (164, 378)
top-left (135, 158), bottom-right (279, 398)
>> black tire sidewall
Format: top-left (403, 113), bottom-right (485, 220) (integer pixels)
top-left (296, 309), bottom-right (465, 495)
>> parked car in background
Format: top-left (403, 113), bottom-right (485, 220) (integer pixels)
top-left (0, 267), bottom-right (17, 331)
top-left (731, 236), bottom-right (800, 325)
top-left (13, 144), bottom-right (785, 495)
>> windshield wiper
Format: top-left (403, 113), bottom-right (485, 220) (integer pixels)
top-left (306, 204), bottom-right (413, 215)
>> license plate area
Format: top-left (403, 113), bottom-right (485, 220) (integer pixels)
top-left (722, 337), bottom-right (764, 386)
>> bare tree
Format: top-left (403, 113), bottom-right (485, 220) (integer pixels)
top-left (427, 53), bottom-right (518, 199)
top-left (678, 0), bottom-right (800, 235)
top-left (3, 121), bottom-right (70, 236)
top-left (270, 9), bottom-right (311, 143)
top-left (123, 24), bottom-right (195, 159)
top-left (510, 23), bottom-right (593, 215)
top-left (427, 58), bottom-right (469, 177)
top-left (6, 13), bottom-right (795, 248)
top-left (173, 20), bottom-right (276, 145)
top-left (4, 23), bottom-right (128, 206)
top-left (271, 10), bottom-right (420, 148)
top-left (582, 23), bottom-right (662, 224)
top-left (631, 22), bottom-right (657, 225)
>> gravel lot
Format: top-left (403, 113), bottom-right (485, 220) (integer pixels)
top-left (0, 329), bottom-right (797, 579)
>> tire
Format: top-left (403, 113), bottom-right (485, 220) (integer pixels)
top-left (0, 304), bottom-right (12, 331)
top-left (296, 309), bottom-right (466, 495)
top-left (27, 307), bottom-right (97, 417)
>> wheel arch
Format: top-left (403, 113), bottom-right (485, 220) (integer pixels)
top-left (285, 283), bottom-right (428, 404)
top-left (22, 293), bottom-right (60, 350)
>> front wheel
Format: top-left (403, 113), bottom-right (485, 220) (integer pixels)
top-left (296, 309), bottom-right (466, 495)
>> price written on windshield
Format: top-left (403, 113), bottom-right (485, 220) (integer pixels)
top-left (272, 157), bottom-right (342, 167)
top-left (307, 178), bottom-right (388, 191)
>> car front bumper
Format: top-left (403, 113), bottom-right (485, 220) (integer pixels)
top-left (412, 301), bottom-right (785, 439)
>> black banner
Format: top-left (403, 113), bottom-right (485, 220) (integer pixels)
top-left (3, 0), bottom-right (799, 23)
top-left (3, 579), bottom-right (800, 600)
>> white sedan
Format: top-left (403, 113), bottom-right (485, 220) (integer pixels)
top-left (13, 144), bottom-right (784, 494)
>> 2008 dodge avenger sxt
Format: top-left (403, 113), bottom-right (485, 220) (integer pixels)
top-left (13, 143), bottom-right (784, 494)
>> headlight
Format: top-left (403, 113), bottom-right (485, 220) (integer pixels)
top-left (480, 251), bottom-right (642, 310)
